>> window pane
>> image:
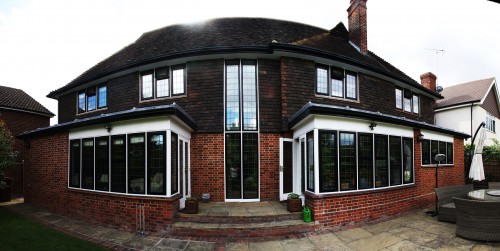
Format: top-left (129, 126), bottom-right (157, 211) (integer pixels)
top-left (78, 92), bottom-right (86, 113)
top-left (81, 138), bottom-right (94, 189)
top-left (156, 79), bottom-right (169, 98)
top-left (226, 64), bottom-right (240, 130)
top-left (307, 131), bottom-right (315, 192)
top-left (412, 95), bottom-right (419, 114)
top-left (375, 135), bottom-right (388, 188)
top-left (403, 97), bottom-right (412, 112)
top-left (111, 135), bottom-right (126, 193)
top-left (142, 73), bottom-right (153, 99)
top-left (395, 89), bottom-right (402, 109)
top-left (431, 141), bottom-right (439, 164)
top-left (98, 85), bottom-right (107, 108)
top-left (438, 141), bottom-right (446, 164)
top-left (69, 139), bottom-right (80, 188)
top-left (243, 133), bottom-right (258, 199)
top-left (319, 130), bottom-right (337, 192)
top-left (345, 73), bottom-right (357, 99)
top-left (128, 134), bottom-right (145, 194)
top-left (403, 138), bottom-right (413, 184)
top-left (446, 142), bottom-right (453, 164)
top-left (331, 79), bottom-right (343, 98)
top-left (339, 132), bottom-right (356, 191)
top-left (148, 132), bottom-right (166, 195)
top-left (358, 133), bottom-right (373, 189)
top-left (316, 67), bottom-right (328, 94)
top-left (95, 137), bottom-right (109, 191)
top-left (172, 67), bottom-right (185, 95)
top-left (171, 132), bottom-right (178, 194)
top-left (389, 136), bottom-right (402, 186)
top-left (242, 63), bottom-right (257, 131)
top-left (87, 94), bottom-right (96, 111)
top-left (225, 133), bottom-right (241, 199)
top-left (421, 140), bottom-right (431, 165)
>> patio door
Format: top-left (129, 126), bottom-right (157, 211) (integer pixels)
top-left (280, 138), bottom-right (294, 201)
top-left (179, 138), bottom-right (190, 209)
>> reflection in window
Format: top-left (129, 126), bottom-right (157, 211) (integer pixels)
top-left (446, 142), bottom-right (453, 164)
top-left (412, 95), bottom-right (419, 114)
top-left (225, 133), bottom-right (241, 199)
top-left (148, 132), bottom-right (166, 195)
top-left (358, 133), bottom-right (373, 189)
top-left (319, 130), bottom-right (337, 192)
top-left (82, 138), bottom-right (94, 189)
top-left (316, 67), bottom-right (328, 94)
top-left (128, 134), bottom-right (145, 194)
top-left (421, 140), bottom-right (430, 165)
top-left (431, 141), bottom-right (439, 164)
top-left (172, 67), bottom-right (185, 95)
top-left (345, 72), bottom-right (357, 99)
top-left (243, 133), bottom-right (258, 199)
top-left (395, 88), bottom-right (402, 109)
top-left (69, 140), bottom-right (80, 188)
top-left (307, 131), bottom-right (315, 192)
top-left (242, 63), bottom-right (257, 131)
top-left (111, 135), bottom-right (126, 193)
top-left (78, 92), bottom-right (86, 114)
top-left (142, 73), bottom-right (153, 99)
top-left (403, 138), bottom-right (413, 184)
top-left (339, 132), bottom-right (356, 191)
top-left (98, 85), bottom-right (107, 108)
top-left (171, 132), bottom-right (178, 194)
top-left (389, 136), bottom-right (402, 186)
top-left (95, 137), bottom-right (109, 191)
top-left (375, 135), bottom-right (388, 188)
top-left (226, 64), bottom-right (240, 130)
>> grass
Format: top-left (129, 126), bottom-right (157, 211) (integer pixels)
top-left (0, 207), bottom-right (108, 251)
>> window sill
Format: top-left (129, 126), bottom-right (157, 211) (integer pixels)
top-left (314, 94), bottom-right (360, 103)
top-left (76, 107), bottom-right (108, 116)
top-left (139, 94), bottom-right (187, 103)
top-left (421, 164), bottom-right (454, 168)
top-left (395, 108), bottom-right (419, 116)
top-left (67, 187), bottom-right (180, 201)
top-left (303, 183), bottom-right (417, 199)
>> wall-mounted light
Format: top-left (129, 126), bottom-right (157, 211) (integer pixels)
top-left (105, 124), bottom-right (112, 133)
top-left (417, 132), bottom-right (425, 142)
top-left (369, 122), bottom-right (377, 131)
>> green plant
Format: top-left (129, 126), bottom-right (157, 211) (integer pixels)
top-left (0, 120), bottom-right (17, 190)
top-left (287, 193), bottom-right (300, 199)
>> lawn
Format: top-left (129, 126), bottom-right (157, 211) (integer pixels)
top-left (0, 207), bottom-right (108, 251)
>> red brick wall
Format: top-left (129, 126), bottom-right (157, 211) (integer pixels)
top-left (259, 134), bottom-right (280, 200)
top-left (24, 132), bottom-right (179, 234)
top-left (305, 129), bottom-right (466, 227)
top-left (0, 108), bottom-right (50, 194)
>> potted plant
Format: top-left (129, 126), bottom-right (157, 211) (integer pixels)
top-left (184, 197), bottom-right (199, 214)
top-left (287, 193), bottom-right (302, 212)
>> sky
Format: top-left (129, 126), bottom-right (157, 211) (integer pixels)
top-left (0, 0), bottom-right (499, 125)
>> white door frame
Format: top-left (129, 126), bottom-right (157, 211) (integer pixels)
top-left (179, 137), bottom-right (190, 209)
top-left (279, 138), bottom-right (294, 201)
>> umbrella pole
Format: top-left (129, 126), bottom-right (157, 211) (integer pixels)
top-left (469, 122), bottom-right (485, 184)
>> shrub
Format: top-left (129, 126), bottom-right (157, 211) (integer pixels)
top-left (0, 120), bottom-right (17, 190)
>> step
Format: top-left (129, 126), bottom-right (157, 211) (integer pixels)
top-left (170, 219), bottom-right (317, 238)
top-left (175, 212), bottom-right (303, 223)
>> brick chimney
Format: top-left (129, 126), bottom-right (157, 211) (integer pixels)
top-left (420, 72), bottom-right (437, 91)
top-left (347, 0), bottom-right (368, 52)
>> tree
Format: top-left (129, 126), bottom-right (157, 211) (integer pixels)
top-left (0, 120), bottom-right (17, 190)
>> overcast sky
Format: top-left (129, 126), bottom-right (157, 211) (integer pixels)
top-left (1, 0), bottom-right (499, 124)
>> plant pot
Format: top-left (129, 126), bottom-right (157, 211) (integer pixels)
top-left (184, 199), bottom-right (199, 214)
top-left (287, 198), bottom-right (302, 212)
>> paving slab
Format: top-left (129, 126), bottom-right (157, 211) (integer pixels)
top-left (150, 238), bottom-right (189, 251)
top-left (184, 241), bottom-right (215, 251)
top-left (225, 242), bottom-right (249, 251)
top-left (280, 238), bottom-right (317, 251)
top-left (347, 232), bottom-right (403, 251)
top-left (123, 235), bottom-right (163, 250)
top-left (308, 233), bottom-right (353, 251)
top-left (386, 240), bottom-right (434, 251)
top-left (335, 227), bottom-right (374, 243)
top-left (248, 241), bottom-right (283, 251)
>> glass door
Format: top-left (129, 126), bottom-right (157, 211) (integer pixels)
top-left (279, 138), bottom-right (294, 201)
top-left (225, 133), bottom-right (259, 200)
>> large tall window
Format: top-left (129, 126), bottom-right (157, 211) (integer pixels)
top-left (306, 131), bottom-right (315, 192)
top-left (375, 135), bottom-right (388, 188)
top-left (171, 132), bottom-right (178, 194)
top-left (128, 134), bottom-right (145, 194)
top-left (389, 136), bottom-right (402, 186)
top-left (81, 138), bottom-right (94, 189)
top-left (224, 60), bottom-right (259, 200)
top-left (69, 140), bottom-right (80, 188)
top-left (339, 132), bottom-right (356, 191)
top-left (111, 135), bottom-right (126, 193)
top-left (141, 65), bottom-right (186, 100)
top-left (319, 130), bottom-right (337, 192)
top-left (316, 64), bottom-right (358, 100)
top-left (148, 132), bottom-right (166, 195)
top-left (358, 133), bottom-right (373, 189)
top-left (402, 138), bottom-right (413, 184)
top-left (95, 136), bottom-right (109, 191)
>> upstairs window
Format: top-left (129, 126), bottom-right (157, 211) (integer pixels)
top-left (395, 87), bottom-right (419, 115)
top-left (141, 64), bottom-right (186, 101)
top-left (316, 64), bottom-right (358, 100)
top-left (78, 84), bottom-right (107, 114)
top-left (486, 113), bottom-right (496, 133)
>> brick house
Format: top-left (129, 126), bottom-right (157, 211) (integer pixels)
top-left (20, 0), bottom-right (469, 232)
top-left (0, 85), bottom-right (54, 194)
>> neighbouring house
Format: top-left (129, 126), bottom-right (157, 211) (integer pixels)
top-left (0, 85), bottom-right (54, 194)
top-left (435, 77), bottom-right (499, 145)
top-left (19, 0), bottom-right (469, 233)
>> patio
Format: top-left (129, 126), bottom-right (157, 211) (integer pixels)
top-left (1, 197), bottom-right (499, 250)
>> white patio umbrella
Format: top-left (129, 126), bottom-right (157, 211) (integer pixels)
top-left (469, 127), bottom-right (486, 181)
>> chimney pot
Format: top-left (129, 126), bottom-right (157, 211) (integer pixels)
top-left (420, 72), bottom-right (437, 91)
top-left (347, 0), bottom-right (368, 52)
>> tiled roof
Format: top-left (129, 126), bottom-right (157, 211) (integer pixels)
top-left (48, 18), bottom-right (440, 99)
top-left (436, 78), bottom-right (495, 109)
top-left (18, 103), bottom-right (195, 138)
top-left (0, 85), bottom-right (54, 116)
top-left (289, 102), bottom-right (469, 138)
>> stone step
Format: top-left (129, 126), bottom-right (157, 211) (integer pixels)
top-left (175, 212), bottom-right (303, 223)
top-left (170, 219), bottom-right (317, 238)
